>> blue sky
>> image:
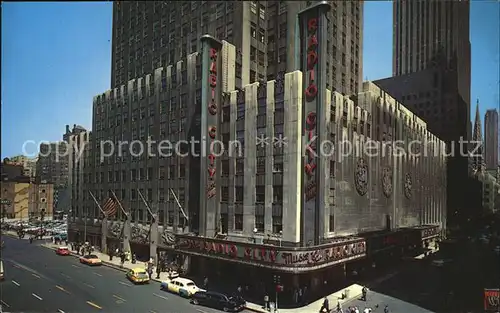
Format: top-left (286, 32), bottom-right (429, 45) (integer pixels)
top-left (1, 1), bottom-right (499, 158)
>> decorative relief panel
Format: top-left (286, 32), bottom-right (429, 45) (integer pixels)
top-left (161, 229), bottom-right (176, 245)
top-left (106, 221), bottom-right (122, 239)
top-left (382, 166), bottom-right (393, 198)
top-left (404, 173), bottom-right (413, 199)
top-left (130, 224), bottom-right (149, 244)
top-left (354, 158), bottom-right (368, 196)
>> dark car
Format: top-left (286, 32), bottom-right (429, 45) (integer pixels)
top-left (191, 291), bottom-right (246, 312)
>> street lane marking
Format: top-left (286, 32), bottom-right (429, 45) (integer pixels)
top-left (83, 283), bottom-right (95, 289)
top-left (58, 310), bottom-right (66, 313)
top-left (152, 293), bottom-right (169, 300)
top-left (71, 264), bottom-right (81, 268)
top-left (61, 273), bottom-right (72, 279)
top-left (0, 300), bottom-right (10, 308)
top-left (31, 273), bottom-right (41, 279)
top-left (32, 293), bottom-right (43, 300)
top-left (86, 301), bottom-right (102, 310)
top-left (13, 264), bottom-right (20, 268)
top-left (12, 280), bottom-right (20, 286)
top-left (93, 272), bottom-right (103, 277)
top-left (113, 295), bottom-right (126, 302)
top-left (56, 285), bottom-right (70, 294)
top-left (150, 311), bottom-right (158, 313)
top-left (196, 309), bottom-right (209, 313)
top-left (119, 281), bottom-right (133, 287)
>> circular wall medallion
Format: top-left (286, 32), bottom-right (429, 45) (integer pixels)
top-left (404, 173), bottom-right (412, 199)
top-left (382, 166), bottom-right (393, 198)
top-left (354, 158), bottom-right (368, 196)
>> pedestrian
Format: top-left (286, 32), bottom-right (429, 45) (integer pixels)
top-left (109, 248), bottom-right (114, 261)
top-left (120, 253), bottom-right (125, 266)
top-left (293, 289), bottom-right (299, 304)
top-left (361, 286), bottom-right (368, 301)
top-left (203, 276), bottom-right (209, 289)
top-left (320, 297), bottom-right (329, 313)
top-left (336, 301), bottom-right (343, 313)
top-left (237, 285), bottom-right (242, 295)
top-left (147, 266), bottom-right (153, 280)
top-left (298, 287), bottom-right (303, 304)
top-left (264, 294), bottom-right (270, 311)
top-left (384, 305), bottom-right (389, 313)
top-left (363, 307), bottom-right (372, 313)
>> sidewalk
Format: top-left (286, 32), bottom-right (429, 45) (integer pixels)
top-left (244, 285), bottom-right (364, 313)
top-left (40, 242), bottom-right (365, 313)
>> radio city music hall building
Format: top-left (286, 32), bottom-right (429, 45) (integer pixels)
top-left (70, 2), bottom-right (446, 302)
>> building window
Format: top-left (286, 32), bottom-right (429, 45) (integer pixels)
top-left (235, 187), bottom-right (243, 202)
top-left (272, 215), bottom-right (282, 234)
top-left (329, 188), bottom-right (335, 205)
top-left (221, 186), bottom-right (229, 201)
top-left (147, 167), bottom-right (154, 180)
top-left (235, 214), bottom-right (243, 231)
top-left (167, 210), bottom-right (174, 226)
top-left (329, 213), bottom-right (335, 232)
top-left (159, 188), bottom-right (165, 202)
top-left (221, 160), bottom-right (229, 176)
top-left (273, 186), bottom-right (283, 203)
top-left (236, 159), bottom-right (244, 174)
top-left (255, 215), bottom-right (264, 232)
top-left (257, 157), bottom-right (266, 174)
top-left (159, 166), bottom-right (165, 179)
top-left (256, 186), bottom-right (265, 203)
top-left (169, 165), bottom-right (176, 179)
top-left (220, 213), bottom-right (228, 233)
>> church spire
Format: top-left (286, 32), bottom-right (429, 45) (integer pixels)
top-left (471, 98), bottom-right (485, 174)
top-left (473, 98), bottom-right (482, 142)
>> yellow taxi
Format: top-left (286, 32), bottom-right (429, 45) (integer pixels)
top-left (126, 268), bottom-right (150, 284)
top-left (160, 277), bottom-right (201, 297)
top-left (79, 254), bottom-right (102, 266)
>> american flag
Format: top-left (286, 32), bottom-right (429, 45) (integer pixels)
top-left (102, 197), bottom-right (118, 217)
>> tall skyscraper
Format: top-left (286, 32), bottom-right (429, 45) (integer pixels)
top-left (484, 108), bottom-right (499, 169)
top-left (110, 1), bottom-right (363, 95)
top-left (374, 0), bottom-right (472, 226)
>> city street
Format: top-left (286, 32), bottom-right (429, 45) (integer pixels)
top-left (0, 236), bottom-right (252, 313)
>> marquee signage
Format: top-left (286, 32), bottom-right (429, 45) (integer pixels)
top-left (176, 236), bottom-right (366, 272)
top-left (200, 35), bottom-right (222, 236)
top-left (484, 289), bottom-right (499, 311)
top-left (206, 47), bottom-right (219, 199)
top-left (421, 226), bottom-right (439, 239)
top-left (299, 1), bottom-right (330, 246)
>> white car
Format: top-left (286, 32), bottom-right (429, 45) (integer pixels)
top-left (160, 277), bottom-right (202, 297)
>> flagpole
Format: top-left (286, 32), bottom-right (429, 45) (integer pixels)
top-left (137, 189), bottom-right (155, 218)
top-left (137, 189), bottom-right (158, 263)
top-left (169, 188), bottom-right (188, 231)
top-left (110, 190), bottom-right (130, 253)
top-left (89, 191), bottom-right (108, 254)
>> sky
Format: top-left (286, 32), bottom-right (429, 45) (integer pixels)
top-left (1, 1), bottom-right (499, 158)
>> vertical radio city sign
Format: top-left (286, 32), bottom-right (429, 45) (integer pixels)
top-left (200, 35), bottom-right (222, 237)
top-left (298, 2), bottom-right (330, 245)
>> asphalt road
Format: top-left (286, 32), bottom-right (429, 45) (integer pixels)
top-left (0, 236), bottom-right (252, 313)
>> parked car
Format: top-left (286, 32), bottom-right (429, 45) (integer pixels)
top-left (79, 254), bottom-right (102, 266)
top-left (160, 277), bottom-right (201, 297)
top-left (191, 291), bottom-right (246, 312)
top-left (126, 268), bottom-right (150, 284)
top-left (56, 246), bottom-right (70, 256)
